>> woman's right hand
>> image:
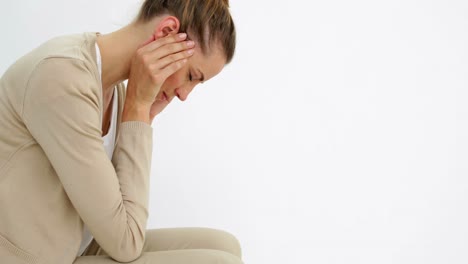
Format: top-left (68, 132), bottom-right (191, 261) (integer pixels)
top-left (122, 33), bottom-right (195, 124)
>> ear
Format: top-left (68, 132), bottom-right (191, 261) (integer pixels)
top-left (154, 16), bottom-right (180, 39)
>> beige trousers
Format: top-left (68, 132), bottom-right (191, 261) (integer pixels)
top-left (73, 227), bottom-right (243, 264)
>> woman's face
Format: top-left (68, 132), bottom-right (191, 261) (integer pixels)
top-left (156, 40), bottom-right (226, 103)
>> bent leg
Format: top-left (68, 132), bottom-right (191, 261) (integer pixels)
top-left (84, 227), bottom-right (242, 259)
top-left (142, 227), bottom-right (242, 258)
top-left (74, 249), bottom-right (242, 264)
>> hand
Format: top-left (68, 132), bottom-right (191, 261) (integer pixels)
top-left (123, 33), bottom-right (194, 123)
top-left (149, 96), bottom-right (169, 122)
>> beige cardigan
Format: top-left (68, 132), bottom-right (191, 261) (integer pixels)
top-left (0, 32), bottom-right (153, 264)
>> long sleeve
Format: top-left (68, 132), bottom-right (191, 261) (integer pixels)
top-left (22, 57), bottom-right (152, 262)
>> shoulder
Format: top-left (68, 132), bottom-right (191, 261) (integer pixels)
top-left (3, 32), bottom-right (100, 88)
top-left (33, 32), bottom-right (100, 80)
top-left (35, 32), bottom-right (98, 62)
top-left (21, 56), bottom-right (103, 131)
top-left (24, 32), bottom-right (101, 97)
top-left (22, 57), bottom-right (102, 122)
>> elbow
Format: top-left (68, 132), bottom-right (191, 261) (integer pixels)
top-left (101, 206), bottom-right (148, 262)
top-left (108, 228), bottom-right (145, 263)
top-left (112, 252), bottom-right (141, 263)
top-left (109, 243), bottom-right (144, 263)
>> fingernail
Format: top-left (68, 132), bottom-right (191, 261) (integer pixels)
top-left (179, 33), bottom-right (187, 39)
top-left (187, 41), bottom-right (195, 47)
top-left (187, 49), bottom-right (194, 55)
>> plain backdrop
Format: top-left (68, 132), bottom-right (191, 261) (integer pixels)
top-left (1, 0), bottom-right (468, 263)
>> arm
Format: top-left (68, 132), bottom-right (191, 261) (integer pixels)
top-left (22, 58), bottom-right (151, 262)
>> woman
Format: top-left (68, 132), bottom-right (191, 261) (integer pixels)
top-left (0, 0), bottom-right (242, 263)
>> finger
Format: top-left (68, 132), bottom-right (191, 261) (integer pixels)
top-left (156, 58), bottom-right (188, 81)
top-left (153, 48), bottom-right (194, 70)
top-left (139, 33), bottom-right (187, 54)
top-left (146, 40), bottom-right (195, 64)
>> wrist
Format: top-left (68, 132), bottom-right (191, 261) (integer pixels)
top-left (122, 101), bottom-right (151, 124)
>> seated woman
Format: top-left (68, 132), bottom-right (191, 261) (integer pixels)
top-left (0, 0), bottom-right (242, 263)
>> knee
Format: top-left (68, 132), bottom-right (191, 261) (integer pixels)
top-left (209, 249), bottom-right (243, 264)
top-left (197, 228), bottom-right (242, 259)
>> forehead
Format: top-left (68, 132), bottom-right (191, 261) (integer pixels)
top-left (189, 41), bottom-right (226, 82)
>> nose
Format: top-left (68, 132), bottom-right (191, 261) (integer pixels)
top-left (175, 84), bottom-right (196, 102)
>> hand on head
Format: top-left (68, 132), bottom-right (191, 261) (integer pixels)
top-left (124, 29), bottom-right (195, 123)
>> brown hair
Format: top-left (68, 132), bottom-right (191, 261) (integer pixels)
top-left (135, 0), bottom-right (236, 64)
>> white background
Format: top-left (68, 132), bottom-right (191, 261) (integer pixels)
top-left (1, 1), bottom-right (468, 263)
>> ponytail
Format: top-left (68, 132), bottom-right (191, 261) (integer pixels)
top-left (136, 0), bottom-right (236, 64)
